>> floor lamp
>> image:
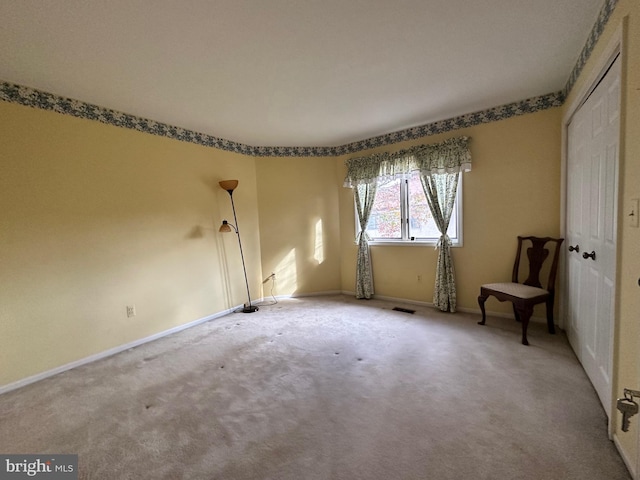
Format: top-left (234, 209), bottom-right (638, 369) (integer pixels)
top-left (219, 180), bottom-right (258, 313)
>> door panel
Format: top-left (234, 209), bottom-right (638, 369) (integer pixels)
top-left (604, 144), bottom-right (617, 244)
top-left (589, 152), bottom-right (602, 239)
top-left (566, 108), bottom-right (587, 348)
top-left (583, 265), bottom-right (599, 361)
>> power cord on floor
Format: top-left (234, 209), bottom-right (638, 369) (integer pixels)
top-left (254, 274), bottom-right (278, 307)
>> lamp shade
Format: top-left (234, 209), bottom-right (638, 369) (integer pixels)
top-left (219, 220), bottom-right (232, 233)
top-left (219, 180), bottom-right (239, 192)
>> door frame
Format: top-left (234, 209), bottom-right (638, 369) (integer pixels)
top-left (560, 21), bottom-right (624, 440)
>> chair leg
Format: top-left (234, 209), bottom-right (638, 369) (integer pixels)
top-left (512, 305), bottom-right (521, 323)
top-left (516, 306), bottom-right (534, 346)
top-left (545, 297), bottom-right (556, 334)
top-left (477, 295), bottom-right (488, 325)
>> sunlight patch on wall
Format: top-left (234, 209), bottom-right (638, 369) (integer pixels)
top-left (275, 248), bottom-right (298, 294)
top-left (314, 218), bottom-right (325, 264)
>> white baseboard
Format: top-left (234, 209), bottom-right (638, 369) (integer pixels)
top-left (312, 290), bottom-right (436, 311)
top-left (613, 433), bottom-right (636, 479)
top-left (0, 292), bottom-right (551, 395)
top-left (373, 294), bottom-right (434, 308)
top-left (269, 290), bottom-right (344, 300)
top-left (341, 291), bottom-right (547, 324)
top-left (0, 304), bottom-right (243, 396)
top-left (456, 305), bottom-right (548, 325)
top-left (2, 293), bottom-right (353, 395)
top-left (289, 290), bottom-right (343, 298)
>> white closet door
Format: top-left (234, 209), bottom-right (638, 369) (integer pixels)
top-left (566, 55), bottom-right (620, 414)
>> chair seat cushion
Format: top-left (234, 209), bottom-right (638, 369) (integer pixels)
top-left (481, 282), bottom-right (548, 299)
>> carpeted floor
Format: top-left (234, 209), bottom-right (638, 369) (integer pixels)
top-left (0, 295), bottom-right (631, 479)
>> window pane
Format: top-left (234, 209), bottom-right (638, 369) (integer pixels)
top-left (447, 198), bottom-right (458, 239)
top-left (407, 172), bottom-right (457, 239)
top-left (367, 177), bottom-right (401, 238)
top-left (407, 173), bottom-right (436, 238)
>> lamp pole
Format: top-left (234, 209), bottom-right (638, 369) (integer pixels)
top-left (221, 182), bottom-right (258, 313)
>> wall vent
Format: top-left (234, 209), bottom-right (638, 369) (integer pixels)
top-left (392, 307), bottom-right (416, 314)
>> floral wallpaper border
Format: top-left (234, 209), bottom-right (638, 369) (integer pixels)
top-left (0, 0), bottom-right (617, 158)
top-left (564, 0), bottom-right (619, 96)
top-left (0, 81), bottom-right (259, 155)
top-left (0, 81), bottom-right (563, 158)
top-left (338, 92), bottom-right (563, 156)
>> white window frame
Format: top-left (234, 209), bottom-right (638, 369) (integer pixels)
top-left (355, 175), bottom-right (463, 247)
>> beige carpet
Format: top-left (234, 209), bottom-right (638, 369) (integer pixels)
top-left (0, 295), bottom-right (631, 479)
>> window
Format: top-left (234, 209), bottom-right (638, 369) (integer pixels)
top-left (357, 171), bottom-right (462, 245)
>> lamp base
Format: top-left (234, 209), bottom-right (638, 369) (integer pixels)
top-left (241, 305), bottom-right (259, 313)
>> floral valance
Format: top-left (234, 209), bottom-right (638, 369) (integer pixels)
top-left (343, 136), bottom-right (472, 187)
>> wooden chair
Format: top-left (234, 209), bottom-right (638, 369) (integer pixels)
top-left (477, 236), bottom-right (564, 345)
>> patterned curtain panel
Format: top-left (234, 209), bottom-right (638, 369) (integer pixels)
top-left (354, 183), bottom-right (378, 299)
top-left (420, 173), bottom-right (460, 312)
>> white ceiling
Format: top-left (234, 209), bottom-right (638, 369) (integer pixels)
top-left (0, 0), bottom-right (603, 148)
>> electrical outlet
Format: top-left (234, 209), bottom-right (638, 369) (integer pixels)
top-left (630, 198), bottom-right (639, 228)
top-left (126, 305), bottom-right (136, 318)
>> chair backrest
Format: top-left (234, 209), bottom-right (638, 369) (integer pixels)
top-left (511, 236), bottom-right (564, 291)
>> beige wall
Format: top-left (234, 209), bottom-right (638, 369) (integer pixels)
top-left (338, 107), bottom-right (562, 314)
top-left (562, 0), bottom-right (640, 467)
top-left (0, 101), bottom-right (263, 387)
top-left (255, 156), bottom-right (342, 296)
